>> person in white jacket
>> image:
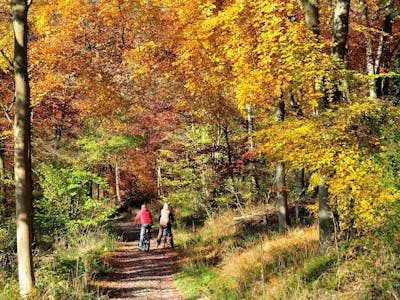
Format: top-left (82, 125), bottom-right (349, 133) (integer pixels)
top-left (156, 203), bottom-right (174, 247)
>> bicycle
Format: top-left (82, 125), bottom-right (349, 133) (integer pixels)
top-left (160, 226), bottom-right (174, 249)
top-left (138, 225), bottom-right (151, 252)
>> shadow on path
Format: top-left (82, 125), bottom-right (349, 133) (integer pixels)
top-left (92, 219), bottom-right (187, 300)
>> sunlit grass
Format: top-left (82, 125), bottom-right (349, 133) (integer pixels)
top-left (174, 205), bottom-right (400, 299)
top-left (174, 205), bottom-right (319, 299)
top-left (220, 226), bottom-right (319, 296)
top-left (0, 226), bottom-right (117, 299)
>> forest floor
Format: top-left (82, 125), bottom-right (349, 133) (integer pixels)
top-left (92, 219), bottom-right (187, 300)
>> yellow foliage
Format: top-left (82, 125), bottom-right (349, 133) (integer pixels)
top-left (24, 0), bottom-right (400, 236)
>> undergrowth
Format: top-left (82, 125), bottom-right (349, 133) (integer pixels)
top-left (0, 225), bottom-right (117, 299)
top-left (174, 205), bottom-right (400, 300)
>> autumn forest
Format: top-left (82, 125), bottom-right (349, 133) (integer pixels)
top-left (1, 0), bottom-right (400, 299)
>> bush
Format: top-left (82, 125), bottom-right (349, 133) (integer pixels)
top-left (302, 254), bottom-right (337, 283)
top-left (34, 164), bottom-right (117, 243)
top-left (34, 227), bottom-right (117, 299)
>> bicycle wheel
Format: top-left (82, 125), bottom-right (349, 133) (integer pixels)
top-left (160, 227), bottom-right (167, 248)
top-left (143, 229), bottom-right (150, 252)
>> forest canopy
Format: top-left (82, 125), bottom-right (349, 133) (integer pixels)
top-left (1, 0), bottom-right (400, 298)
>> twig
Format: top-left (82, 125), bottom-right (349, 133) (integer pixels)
top-left (1, 97), bottom-right (15, 124)
top-left (0, 49), bottom-right (13, 69)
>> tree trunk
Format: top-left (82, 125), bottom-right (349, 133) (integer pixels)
top-left (318, 182), bottom-right (333, 246)
top-left (289, 92), bottom-right (303, 116)
top-left (377, 14), bottom-right (393, 98)
top-left (289, 92), bottom-right (305, 223)
top-left (275, 99), bottom-right (289, 232)
top-left (276, 161), bottom-right (289, 232)
top-left (11, 0), bottom-right (34, 296)
top-left (92, 182), bottom-right (100, 200)
top-left (55, 126), bottom-right (61, 147)
top-left (360, 1), bottom-right (379, 100)
top-left (223, 125), bottom-right (232, 176)
top-left (0, 143), bottom-right (6, 219)
top-left (365, 28), bottom-right (378, 100)
top-left (157, 163), bottom-right (163, 197)
top-left (332, 0), bottom-right (350, 102)
top-left (301, 1), bottom-right (336, 244)
top-left (300, 0), bottom-right (320, 35)
top-left (246, 105), bottom-right (260, 196)
top-left (246, 104), bottom-right (255, 150)
top-left (332, 0), bottom-right (350, 60)
top-left (375, 1), bottom-right (394, 98)
top-left (294, 168), bottom-right (306, 223)
top-left (0, 143), bottom-right (5, 206)
top-left (115, 157), bottom-right (121, 203)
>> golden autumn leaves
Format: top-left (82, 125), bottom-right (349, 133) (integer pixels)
top-left (2, 0), bottom-right (397, 232)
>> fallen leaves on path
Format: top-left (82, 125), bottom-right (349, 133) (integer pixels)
top-left (92, 220), bottom-right (187, 300)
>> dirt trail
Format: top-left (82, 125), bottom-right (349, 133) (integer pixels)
top-left (94, 220), bottom-right (187, 300)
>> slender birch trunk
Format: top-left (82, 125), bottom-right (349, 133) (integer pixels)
top-left (332, 0), bottom-right (350, 102)
top-left (360, 1), bottom-right (378, 100)
top-left (115, 157), bottom-right (121, 203)
top-left (246, 105), bottom-right (260, 197)
top-left (332, 0), bottom-right (350, 60)
top-left (157, 163), bottom-right (163, 197)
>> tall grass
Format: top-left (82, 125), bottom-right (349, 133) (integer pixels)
top-left (221, 226), bottom-right (319, 298)
top-left (174, 206), bottom-right (399, 300)
top-left (174, 205), bottom-right (319, 299)
top-left (0, 226), bottom-right (117, 299)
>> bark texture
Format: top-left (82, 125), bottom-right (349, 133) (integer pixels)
top-left (300, 0), bottom-right (320, 35)
top-left (11, 0), bottom-right (34, 296)
top-left (301, 1), bottom-right (336, 245)
top-left (332, 0), bottom-right (350, 60)
top-left (276, 162), bottom-right (289, 232)
top-left (0, 143), bottom-right (5, 207)
top-left (318, 182), bottom-right (333, 245)
top-left (275, 100), bottom-right (289, 232)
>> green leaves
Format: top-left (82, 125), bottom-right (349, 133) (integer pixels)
top-left (77, 124), bottom-right (142, 164)
top-left (34, 164), bottom-right (115, 237)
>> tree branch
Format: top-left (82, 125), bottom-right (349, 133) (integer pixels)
top-left (1, 98), bottom-right (14, 124)
top-left (0, 49), bottom-right (13, 69)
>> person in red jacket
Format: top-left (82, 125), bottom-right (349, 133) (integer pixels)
top-left (134, 204), bottom-right (153, 250)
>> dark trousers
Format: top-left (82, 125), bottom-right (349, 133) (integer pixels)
top-left (157, 224), bottom-right (173, 245)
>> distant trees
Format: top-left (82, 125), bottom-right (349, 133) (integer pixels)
top-left (139, 0), bottom-right (400, 242)
top-left (1, 2), bottom-right (400, 296)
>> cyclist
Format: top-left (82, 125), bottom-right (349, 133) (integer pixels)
top-left (134, 204), bottom-right (153, 250)
top-left (156, 203), bottom-right (174, 247)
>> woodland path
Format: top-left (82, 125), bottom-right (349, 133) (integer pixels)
top-left (93, 219), bottom-right (187, 300)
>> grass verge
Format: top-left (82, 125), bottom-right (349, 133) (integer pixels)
top-left (0, 225), bottom-right (118, 299)
top-left (174, 206), bottom-right (399, 300)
